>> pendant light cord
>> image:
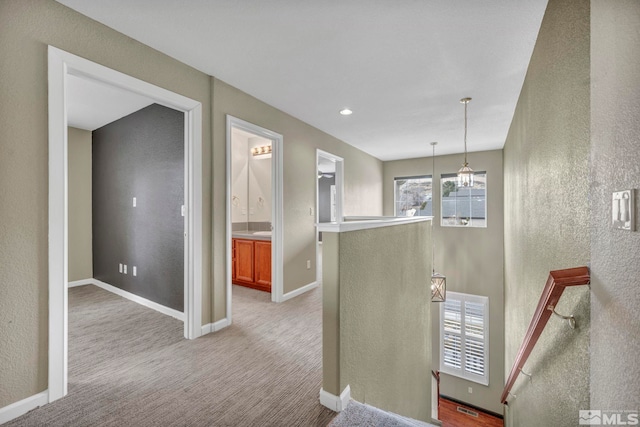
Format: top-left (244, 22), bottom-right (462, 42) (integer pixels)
top-left (431, 141), bottom-right (437, 275)
top-left (463, 100), bottom-right (468, 165)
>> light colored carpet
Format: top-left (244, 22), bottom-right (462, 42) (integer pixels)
top-left (328, 401), bottom-right (437, 427)
top-left (6, 284), bottom-right (335, 426)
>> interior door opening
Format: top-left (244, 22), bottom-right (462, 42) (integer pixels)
top-left (48, 46), bottom-right (203, 403)
top-left (316, 150), bottom-right (344, 285)
top-left (226, 116), bottom-right (284, 326)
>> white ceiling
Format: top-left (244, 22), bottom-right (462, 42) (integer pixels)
top-left (67, 74), bottom-right (154, 131)
top-left (58, 0), bottom-right (548, 160)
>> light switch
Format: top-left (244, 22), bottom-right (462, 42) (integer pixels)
top-left (310, 207), bottom-right (314, 216)
top-left (133, 266), bottom-right (137, 276)
top-left (119, 263), bottom-right (123, 273)
top-left (133, 197), bottom-right (137, 207)
top-left (613, 190), bottom-right (635, 231)
top-left (123, 264), bottom-right (127, 274)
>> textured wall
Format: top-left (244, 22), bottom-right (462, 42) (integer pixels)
top-left (502, 0), bottom-right (590, 425)
top-left (68, 127), bottom-right (93, 282)
top-left (338, 222), bottom-right (432, 422)
top-left (92, 104), bottom-right (184, 311)
top-left (211, 78), bottom-right (383, 315)
top-left (590, 0), bottom-right (640, 412)
top-left (0, 0), bottom-right (212, 408)
top-left (384, 150), bottom-right (504, 414)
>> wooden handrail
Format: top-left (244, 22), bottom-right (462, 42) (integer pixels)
top-left (500, 266), bottom-right (590, 404)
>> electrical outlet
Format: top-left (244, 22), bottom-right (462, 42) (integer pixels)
top-left (306, 260), bottom-right (311, 269)
top-left (124, 264), bottom-right (127, 274)
top-left (133, 266), bottom-right (137, 276)
top-left (119, 263), bottom-right (123, 273)
top-left (309, 207), bottom-right (314, 216)
top-left (468, 387), bottom-right (473, 394)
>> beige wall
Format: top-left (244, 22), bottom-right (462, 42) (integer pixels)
top-left (502, 0), bottom-right (591, 425)
top-left (211, 78), bottom-right (383, 318)
top-left (68, 127), bottom-right (93, 281)
top-left (590, 0), bottom-right (640, 412)
top-left (323, 221), bottom-right (432, 422)
top-left (0, 0), bottom-right (211, 407)
top-left (384, 150), bottom-right (504, 414)
top-left (0, 0), bottom-right (384, 408)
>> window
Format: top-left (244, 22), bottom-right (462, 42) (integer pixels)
top-left (440, 292), bottom-right (489, 385)
top-left (441, 172), bottom-right (486, 227)
top-left (394, 175), bottom-right (433, 217)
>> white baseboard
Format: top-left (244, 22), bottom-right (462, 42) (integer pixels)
top-left (282, 281), bottom-right (318, 302)
top-left (70, 279), bottom-right (185, 322)
top-left (201, 317), bottom-right (230, 336)
top-left (68, 279), bottom-right (93, 288)
top-left (0, 390), bottom-right (48, 424)
top-left (320, 385), bottom-right (350, 412)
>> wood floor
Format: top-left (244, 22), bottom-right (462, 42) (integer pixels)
top-left (439, 397), bottom-right (503, 427)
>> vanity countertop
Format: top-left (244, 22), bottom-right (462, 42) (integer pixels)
top-left (232, 230), bottom-right (272, 241)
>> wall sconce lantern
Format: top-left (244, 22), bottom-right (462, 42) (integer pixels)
top-left (430, 141), bottom-right (446, 302)
top-left (431, 272), bottom-right (447, 303)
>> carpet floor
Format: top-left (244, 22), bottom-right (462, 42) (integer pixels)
top-left (6, 284), bottom-right (336, 426)
top-left (328, 401), bottom-right (436, 427)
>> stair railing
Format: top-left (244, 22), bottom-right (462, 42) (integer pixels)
top-left (501, 266), bottom-right (590, 405)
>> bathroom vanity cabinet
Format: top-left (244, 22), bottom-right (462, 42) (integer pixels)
top-left (232, 238), bottom-right (271, 292)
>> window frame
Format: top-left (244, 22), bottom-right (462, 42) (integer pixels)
top-left (439, 291), bottom-right (490, 386)
top-left (440, 171), bottom-right (487, 228)
top-left (393, 174), bottom-right (433, 217)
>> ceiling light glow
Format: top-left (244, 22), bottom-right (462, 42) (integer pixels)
top-left (339, 108), bottom-right (353, 116)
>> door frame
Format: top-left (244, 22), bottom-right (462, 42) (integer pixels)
top-left (48, 46), bottom-right (203, 403)
top-left (225, 116), bottom-right (284, 320)
top-left (316, 149), bottom-right (344, 284)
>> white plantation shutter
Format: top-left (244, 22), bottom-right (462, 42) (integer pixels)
top-left (440, 292), bottom-right (489, 385)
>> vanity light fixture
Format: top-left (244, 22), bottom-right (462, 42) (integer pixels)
top-left (339, 108), bottom-right (353, 116)
top-left (430, 141), bottom-right (446, 302)
top-left (251, 144), bottom-right (272, 157)
top-left (457, 97), bottom-right (474, 188)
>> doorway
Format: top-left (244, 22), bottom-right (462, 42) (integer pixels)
top-left (316, 150), bottom-right (344, 285)
top-left (48, 46), bottom-right (203, 403)
top-left (225, 116), bottom-right (283, 324)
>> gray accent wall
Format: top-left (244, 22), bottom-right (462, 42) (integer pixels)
top-left (503, 0), bottom-right (590, 425)
top-left (590, 0), bottom-right (640, 413)
top-left (92, 104), bottom-right (184, 312)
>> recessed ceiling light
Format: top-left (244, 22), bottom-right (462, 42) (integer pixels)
top-left (339, 108), bottom-right (353, 116)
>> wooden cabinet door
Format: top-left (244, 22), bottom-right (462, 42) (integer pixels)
top-left (253, 240), bottom-right (272, 291)
top-left (233, 239), bottom-right (254, 284)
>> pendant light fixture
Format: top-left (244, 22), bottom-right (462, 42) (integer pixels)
top-left (457, 97), bottom-right (474, 187)
top-left (430, 141), bottom-right (446, 302)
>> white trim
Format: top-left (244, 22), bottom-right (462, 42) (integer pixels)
top-left (319, 385), bottom-right (351, 412)
top-left (281, 281), bottom-right (318, 302)
top-left (0, 391), bottom-right (49, 425)
top-left (48, 46), bottom-right (203, 404)
top-left (201, 317), bottom-right (231, 336)
top-left (317, 216), bottom-right (431, 233)
top-left (90, 279), bottom-right (184, 321)
top-left (67, 279), bottom-right (93, 288)
top-left (69, 279), bottom-right (185, 321)
top-left (226, 116), bottom-right (285, 315)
